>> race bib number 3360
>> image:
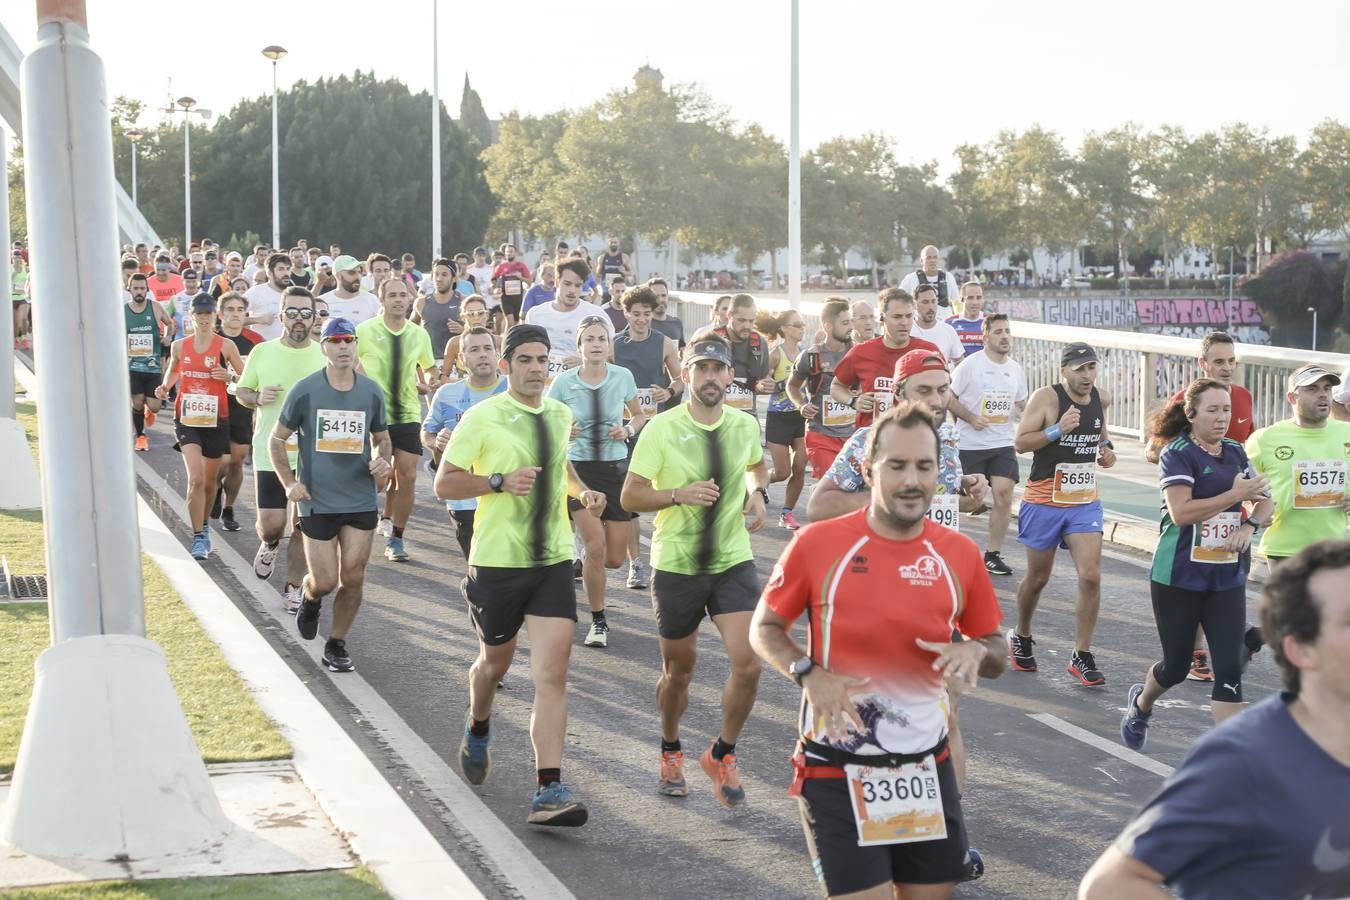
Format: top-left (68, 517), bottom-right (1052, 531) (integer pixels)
top-left (845, 757), bottom-right (947, 846)
top-left (316, 409), bottom-right (366, 454)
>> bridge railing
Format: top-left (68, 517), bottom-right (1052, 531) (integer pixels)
top-left (669, 291), bottom-right (1350, 439)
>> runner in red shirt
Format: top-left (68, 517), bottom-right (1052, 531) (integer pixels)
top-left (491, 243), bottom-right (533, 329)
top-left (829, 288), bottom-right (939, 428)
top-left (751, 401), bottom-right (1005, 897)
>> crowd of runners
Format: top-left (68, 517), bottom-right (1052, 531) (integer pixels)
top-left (78, 232), bottom-right (1350, 898)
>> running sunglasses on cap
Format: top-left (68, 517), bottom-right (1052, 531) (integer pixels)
top-left (324, 334), bottom-right (356, 344)
top-left (578, 315), bottom-right (609, 329)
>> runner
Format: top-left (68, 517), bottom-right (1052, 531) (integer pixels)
top-left (709, 294), bottom-right (774, 421)
top-left (208, 251), bottom-right (244, 299)
top-left (1120, 379), bottom-right (1274, 751)
top-left (601, 276), bottom-right (628, 332)
top-left (944, 281), bottom-right (986, 356)
top-left (320, 256), bottom-right (381, 326)
top-left (711, 294), bottom-right (733, 329)
top-left (436, 323), bottom-right (606, 827)
top-left (785, 297), bottom-right (853, 483)
top-left (524, 257), bottom-right (611, 389)
top-left (849, 300), bottom-right (877, 343)
top-left (360, 253), bottom-right (394, 295)
top-left (422, 326), bottom-right (507, 558)
top-left (244, 252), bottom-right (290, 340)
top-left (236, 286), bottom-right (327, 612)
top-left (439, 295), bottom-right (499, 380)
top-left (621, 334), bottom-right (770, 806)
top-left (271, 317), bottom-right (393, 673)
top-left (612, 283), bottom-right (683, 589)
top-left (647, 278), bottom-right (686, 351)
top-left (125, 272), bottom-right (175, 451)
top-left (758, 310), bottom-right (809, 530)
top-left (11, 248), bottom-right (30, 350)
top-left (492, 243), bottom-right (532, 329)
top-left (412, 257), bottom-right (463, 365)
top-left (548, 317), bottom-right (647, 648)
top-left (829, 288), bottom-right (939, 429)
top-left (1082, 539), bottom-right (1350, 899)
top-left (465, 246), bottom-right (494, 298)
top-left (213, 292), bottom-right (263, 532)
top-left (147, 254), bottom-right (184, 303)
top-left (598, 235), bottom-right (630, 282)
top-left (357, 277), bottom-right (438, 562)
top-left (1010, 341), bottom-right (1116, 686)
top-left (287, 247), bottom-right (313, 290)
top-left (155, 294), bottom-right (244, 560)
top-left (752, 401), bottom-right (1005, 899)
top-left (310, 296), bottom-right (330, 341)
top-left (520, 264), bottom-right (556, 319)
top-left (1245, 364), bottom-right (1350, 569)
top-left (899, 244), bottom-right (961, 309)
top-left (910, 283), bottom-right (965, 364)
top-left (950, 313), bottom-right (1027, 575)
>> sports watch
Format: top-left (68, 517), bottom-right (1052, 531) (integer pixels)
top-left (488, 473), bottom-right (505, 493)
top-left (789, 656), bottom-right (815, 686)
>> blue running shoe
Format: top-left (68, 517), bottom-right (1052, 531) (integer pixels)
top-left (961, 847), bottom-right (985, 882)
top-left (1120, 683), bottom-right (1151, 751)
top-left (459, 711), bottom-right (491, 785)
top-left (528, 782), bottom-right (588, 827)
top-left (385, 536), bottom-right (410, 562)
top-left (190, 533), bottom-right (209, 560)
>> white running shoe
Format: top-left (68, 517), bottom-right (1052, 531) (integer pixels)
top-left (253, 541), bottom-right (278, 579)
top-left (283, 583), bottom-right (303, 615)
top-left (376, 517), bottom-right (394, 538)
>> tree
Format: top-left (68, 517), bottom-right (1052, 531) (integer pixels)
top-left (1242, 250), bottom-right (1341, 349)
top-left (482, 112), bottom-right (568, 244)
top-left (1075, 124), bottom-right (1150, 277)
top-left (7, 136), bottom-right (24, 245)
top-left (1140, 126), bottom-right (1203, 287)
top-left (985, 126), bottom-right (1079, 281)
top-left (459, 75), bottom-right (493, 151)
top-left (1302, 120), bottom-right (1350, 332)
top-left (946, 143), bottom-right (1007, 277)
top-left (803, 134), bottom-right (899, 281)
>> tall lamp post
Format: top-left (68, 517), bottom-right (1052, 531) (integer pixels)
top-left (166, 96), bottom-right (212, 250)
top-left (430, 1), bottom-right (441, 259)
top-left (125, 127), bottom-right (142, 207)
top-left (261, 45), bottom-right (287, 249)
top-left (1309, 306), bottom-right (1318, 351)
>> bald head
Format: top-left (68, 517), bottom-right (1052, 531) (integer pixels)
top-left (920, 245), bottom-right (941, 275)
top-left (850, 300), bottom-right (877, 341)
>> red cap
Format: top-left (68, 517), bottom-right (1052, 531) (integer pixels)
top-left (894, 349), bottom-right (948, 382)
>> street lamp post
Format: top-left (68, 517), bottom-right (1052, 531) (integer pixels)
top-left (125, 127), bottom-right (142, 207)
top-left (430, 0), bottom-right (441, 259)
top-left (1308, 306), bottom-right (1318, 350)
top-left (1226, 245), bottom-right (1235, 331)
top-left (787, 0), bottom-right (801, 310)
top-left (262, 45), bottom-right (287, 249)
top-left (167, 96), bottom-right (211, 251)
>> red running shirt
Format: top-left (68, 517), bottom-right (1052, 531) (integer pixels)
top-left (175, 333), bottom-right (230, 425)
top-left (830, 336), bottom-right (940, 428)
top-left (763, 509), bottom-right (1002, 755)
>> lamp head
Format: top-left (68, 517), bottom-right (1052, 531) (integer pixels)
top-left (262, 45), bottom-right (288, 61)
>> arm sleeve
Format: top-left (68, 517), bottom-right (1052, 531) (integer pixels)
top-left (620, 367), bottom-right (638, 402)
top-left (422, 388), bottom-right (449, 433)
top-left (1243, 431), bottom-right (1263, 474)
top-left (950, 357), bottom-right (972, 397)
top-left (762, 531), bottom-right (815, 621)
top-left (823, 431), bottom-right (868, 492)
top-left (1158, 446), bottom-right (1196, 487)
top-left (416, 330), bottom-right (435, 369)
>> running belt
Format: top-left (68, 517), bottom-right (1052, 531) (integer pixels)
top-left (529, 411), bottom-right (554, 564)
top-left (695, 427), bottom-right (724, 574)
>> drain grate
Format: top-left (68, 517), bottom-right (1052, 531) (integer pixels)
top-left (9, 574), bottom-right (48, 601)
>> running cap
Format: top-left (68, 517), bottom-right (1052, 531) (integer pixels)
top-left (321, 317), bottom-right (357, 340)
top-left (332, 255), bottom-right (361, 274)
top-left (1061, 342), bottom-right (1098, 368)
top-left (315, 255), bottom-right (334, 270)
top-left (894, 349), bottom-right (949, 382)
top-left (226, 251), bottom-right (243, 262)
top-left (503, 323), bottom-right (551, 359)
top-left (189, 292), bottom-right (216, 313)
top-left (1287, 363), bottom-right (1340, 391)
top-left (182, 268), bottom-right (199, 280)
top-left (154, 259), bottom-right (173, 271)
top-left (684, 337), bottom-right (734, 369)
top-left (1334, 368), bottom-right (1350, 404)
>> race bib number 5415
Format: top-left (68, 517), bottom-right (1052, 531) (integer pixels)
top-left (316, 409), bottom-right (366, 454)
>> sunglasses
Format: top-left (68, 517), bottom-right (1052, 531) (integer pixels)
top-left (324, 334), bottom-right (356, 344)
top-left (316, 310), bottom-right (331, 317)
top-left (464, 308), bottom-right (488, 316)
top-left (283, 308), bottom-right (315, 320)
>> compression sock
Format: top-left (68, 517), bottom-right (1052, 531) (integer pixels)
top-left (537, 767), bottom-right (561, 788)
top-left (711, 737), bottom-right (736, 761)
top-left (393, 525), bottom-right (405, 539)
top-left (661, 738), bottom-right (682, 753)
top-left (132, 409), bottom-right (145, 436)
top-left (469, 716), bottom-right (490, 738)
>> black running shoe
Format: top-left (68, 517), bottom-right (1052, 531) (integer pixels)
top-left (221, 507), bottom-right (241, 532)
top-left (1068, 650), bottom-right (1106, 686)
top-left (323, 638), bottom-right (354, 672)
top-left (1007, 629), bottom-right (1037, 672)
top-left (960, 848), bottom-right (985, 882)
top-left (297, 598), bottom-right (322, 641)
top-left (983, 551), bottom-right (1013, 576)
top-left (210, 489), bottom-right (223, 520)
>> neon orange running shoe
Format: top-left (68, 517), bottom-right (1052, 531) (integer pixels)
top-left (659, 750), bottom-right (688, 797)
top-left (700, 743), bottom-right (745, 808)
top-left (144, 408), bottom-right (157, 428)
top-left (134, 434), bottom-right (149, 452)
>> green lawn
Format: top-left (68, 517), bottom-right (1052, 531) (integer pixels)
top-left (0, 402), bottom-right (291, 772)
top-left (0, 867), bottom-right (386, 898)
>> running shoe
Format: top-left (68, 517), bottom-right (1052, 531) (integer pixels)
top-left (983, 551), bottom-right (1013, 576)
top-left (779, 510), bottom-right (801, 531)
top-left (376, 516), bottom-right (394, 538)
top-left (190, 533), bottom-right (209, 560)
top-left (527, 782), bottom-right (589, 827)
top-left (583, 619), bottom-right (609, 648)
top-left (143, 408), bottom-right (156, 429)
top-left (1242, 625), bottom-right (1264, 671)
top-left (253, 541), bottom-right (277, 579)
top-left (658, 750), bottom-right (688, 797)
top-left (699, 743), bottom-right (745, 809)
top-left (961, 848), bottom-right (985, 882)
top-left (626, 560), bottom-right (648, 589)
top-left (210, 489), bottom-right (223, 521)
top-left (459, 711), bottom-right (491, 785)
top-left (1186, 649), bottom-right (1214, 682)
top-left (221, 507), bottom-right (241, 532)
top-left (384, 536), bottom-right (410, 562)
top-left (283, 584), bottom-right (303, 615)
top-left (573, 558), bottom-right (584, 581)
top-left (1007, 629), bottom-right (1037, 672)
top-left (323, 638), bottom-right (354, 673)
top-left (134, 434), bottom-right (149, 452)
top-left (296, 597), bottom-right (321, 641)
top-left (1120, 682), bottom-right (1151, 751)
top-left (1068, 650), bottom-right (1106, 686)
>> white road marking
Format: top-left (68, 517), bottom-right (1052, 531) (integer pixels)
top-left (1028, 713), bottom-right (1175, 779)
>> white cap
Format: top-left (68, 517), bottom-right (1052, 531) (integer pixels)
top-left (226, 251), bottom-right (243, 262)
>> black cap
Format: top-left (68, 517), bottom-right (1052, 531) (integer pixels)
top-left (502, 323), bottom-right (551, 359)
top-left (189, 292), bottom-right (216, 313)
top-left (685, 338), bottom-right (734, 368)
top-left (1061, 342), bottom-right (1098, 368)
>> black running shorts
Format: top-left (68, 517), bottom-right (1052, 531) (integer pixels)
top-left (255, 470), bottom-right (289, 510)
top-left (388, 422), bottom-right (423, 456)
top-left (129, 369), bottom-right (161, 398)
top-left (174, 419), bottom-right (230, 459)
top-left (765, 409), bottom-right (806, 445)
top-left (298, 509), bottom-right (378, 542)
top-left (650, 560), bottom-right (759, 640)
top-left (958, 445), bottom-right (1019, 484)
top-left (462, 560), bottom-right (576, 646)
top-left (567, 459), bottom-right (636, 521)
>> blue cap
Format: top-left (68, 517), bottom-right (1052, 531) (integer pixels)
top-left (322, 317), bottom-right (357, 340)
top-left (189, 292), bottom-right (216, 313)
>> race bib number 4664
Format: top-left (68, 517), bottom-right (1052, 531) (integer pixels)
top-left (1293, 459), bottom-right (1346, 509)
top-left (316, 409), bottom-right (366, 454)
top-left (180, 393), bottom-right (218, 428)
top-left (845, 757), bottom-right (947, 846)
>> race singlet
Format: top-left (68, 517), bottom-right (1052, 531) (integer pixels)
top-left (1292, 459), bottom-right (1346, 509)
top-left (1052, 461), bottom-right (1097, 504)
top-left (979, 390), bottom-right (1014, 425)
top-left (1191, 511), bottom-right (1241, 564)
top-left (844, 756), bottom-right (947, 846)
top-left (874, 377), bottom-right (894, 416)
top-left (316, 409), bottom-right (366, 454)
top-left (926, 493), bottom-right (959, 530)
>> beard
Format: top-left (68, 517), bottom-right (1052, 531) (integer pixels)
top-left (873, 491), bottom-right (929, 531)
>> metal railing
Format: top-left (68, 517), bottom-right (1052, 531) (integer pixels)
top-left (669, 291), bottom-right (1350, 439)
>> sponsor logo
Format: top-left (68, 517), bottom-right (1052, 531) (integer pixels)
top-left (1275, 446), bottom-right (1294, 461)
top-left (507, 414), bottom-right (523, 424)
top-left (1314, 829), bottom-right (1350, 873)
top-left (899, 554), bottom-right (942, 584)
top-left (1236, 417), bottom-right (1248, 424)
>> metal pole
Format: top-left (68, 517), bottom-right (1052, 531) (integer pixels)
top-left (1309, 307), bottom-right (1318, 350)
top-left (270, 59), bottom-right (279, 248)
top-left (431, 0), bottom-right (441, 260)
top-left (182, 117), bottom-right (190, 250)
top-left (787, 0), bottom-right (801, 310)
top-left (1227, 246), bottom-right (1234, 331)
top-left (0, 127), bottom-right (13, 419)
top-left (129, 140), bottom-right (137, 208)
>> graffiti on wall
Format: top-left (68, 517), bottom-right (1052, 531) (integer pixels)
top-left (987, 296), bottom-right (1271, 344)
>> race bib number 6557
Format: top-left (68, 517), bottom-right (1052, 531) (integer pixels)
top-left (1293, 459), bottom-right (1346, 509)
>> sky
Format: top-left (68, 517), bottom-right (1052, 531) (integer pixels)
top-left (5, 0), bottom-right (1350, 173)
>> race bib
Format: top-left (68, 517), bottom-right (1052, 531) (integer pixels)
top-left (180, 393), bottom-right (218, 428)
top-left (979, 390), bottom-right (1014, 425)
top-left (545, 358), bottom-right (568, 389)
top-left (503, 277), bottom-right (522, 296)
top-left (1052, 461), bottom-right (1097, 504)
top-left (822, 398), bottom-right (854, 428)
top-left (926, 493), bottom-right (959, 530)
top-left (726, 382), bottom-right (754, 411)
top-left (1293, 459), bottom-right (1346, 509)
top-left (1191, 511), bottom-right (1241, 564)
top-left (631, 388), bottom-right (658, 418)
top-left (128, 333), bottom-right (154, 357)
top-left (873, 377), bottom-right (894, 416)
top-left (316, 408), bottom-right (366, 454)
top-left (845, 757), bottom-right (947, 846)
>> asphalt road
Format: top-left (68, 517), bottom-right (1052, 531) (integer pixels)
top-left (134, 423), bottom-right (1283, 900)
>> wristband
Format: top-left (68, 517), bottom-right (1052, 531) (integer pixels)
top-left (1100, 439), bottom-right (1114, 450)
top-left (1044, 424), bottom-right (1063, 442)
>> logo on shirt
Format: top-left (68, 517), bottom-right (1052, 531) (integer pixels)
top-left (1314, 828), bottom-right (1350, 873)
top-left (1275, 446), bottom-right (1294, 461)
top-left (850, 554), bottom-right (869, 574)
top-left (1236, 417), bottom-right (1248, 424)
top-left (1202, 465), bottom-right (1213, 475)
top-left (507, 414), bottom-right (523, 424)
top-left (899, 555), bottom-right (942, 585)
top-left (1093, 418), bottom-right (1101, 429)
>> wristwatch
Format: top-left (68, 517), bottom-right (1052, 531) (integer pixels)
top-left (847, 395), bottom-right (857, 408)
top-left (488, 473), bottom-right (505, 493)
top-left (789, 656), bottom-right (815, 686)
top-left (755, 486), bottom-right (770, 505)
